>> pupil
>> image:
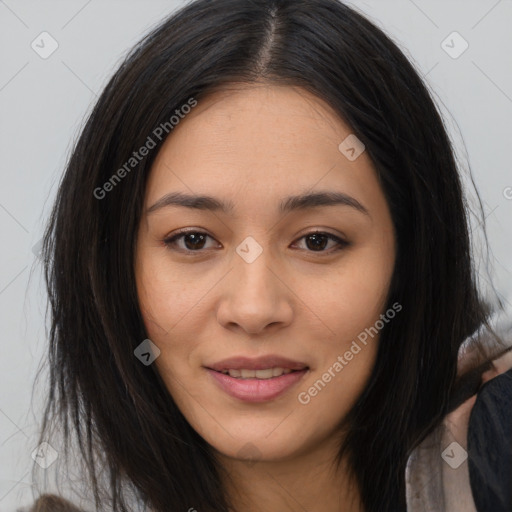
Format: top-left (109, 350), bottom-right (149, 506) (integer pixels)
top-left (306, 234), bottom-right (327, 251)
top-left (185, 233), bottom-right (205, 250)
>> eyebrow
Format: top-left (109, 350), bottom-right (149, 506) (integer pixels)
top-left (146, 190), bottom-right (370, 217)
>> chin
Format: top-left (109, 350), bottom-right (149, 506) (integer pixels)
top-left (199, 421), bottom-right (311, 463)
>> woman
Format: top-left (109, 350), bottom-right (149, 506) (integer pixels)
top-left (28, 0), bottom-right (512, 511)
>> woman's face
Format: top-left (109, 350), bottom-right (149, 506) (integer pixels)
top-left (135, 84), bottom-right (396, 463)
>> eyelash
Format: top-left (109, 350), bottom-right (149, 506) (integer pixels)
top-left (162, 229), bottom-right (349, 255)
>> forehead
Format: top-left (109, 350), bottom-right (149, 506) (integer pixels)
top-left (144, 84), bottom-right (383, 217)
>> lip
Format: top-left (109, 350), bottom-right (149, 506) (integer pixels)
top-left (206, 367), bottom-right (309, 402)
top-left (206, 355), bottom-right (309, 372)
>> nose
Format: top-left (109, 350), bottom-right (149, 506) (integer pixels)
top-left (215, 245), bottom-right (294, 336)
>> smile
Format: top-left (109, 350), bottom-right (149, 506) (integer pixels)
top-left (219, 367), bottom-right (295, 379)
top-left (206, 368), bottom-right (309, 402)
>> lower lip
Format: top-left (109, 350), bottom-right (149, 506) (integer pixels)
top-left (206, 368), bottom-right (308, 402)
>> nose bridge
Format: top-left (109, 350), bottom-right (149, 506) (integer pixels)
top-left (233, 235), bottom-right (279, 302)
top-left (216, 235), bottom-right (293, 333)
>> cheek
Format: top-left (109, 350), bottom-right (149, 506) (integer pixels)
top-left (297, 252), bottom-right (394, 347)
top-left (293, 247), bottom-right (393, 413)
top-left (296, 304), bottom-right (385, 431)
top-left (299, 344), bottom-right (377, 411)
top-left (135, 247), bottom-right (220, 373)
top-left (136, 248), bottom-right (208, 334)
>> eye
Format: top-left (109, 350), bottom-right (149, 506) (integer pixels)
top-left (163, 230), bottom-right (219, 252)
top-left (162, 230), bottom-right (349, 254)
top-left (291, 231), bottom-right (349, 253)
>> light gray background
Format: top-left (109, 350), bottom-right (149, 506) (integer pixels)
top-left (1, 0), bottom-right (511, 509)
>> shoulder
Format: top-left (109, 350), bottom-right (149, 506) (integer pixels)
top-left (467, 366), bottom-right (512, 511)
top-left (406, 347), bottom-right (512, 512)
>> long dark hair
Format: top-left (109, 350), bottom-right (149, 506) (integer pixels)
top-left (34, 0), bottom-right (508, 510)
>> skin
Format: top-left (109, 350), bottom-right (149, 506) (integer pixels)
top-left (135, 83), bottom-right (396, 512)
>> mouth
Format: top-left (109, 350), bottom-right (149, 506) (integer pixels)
top-left (205, 365), bottom-right (309, 402)
top-left (216, 367), bottom-right (301, 379)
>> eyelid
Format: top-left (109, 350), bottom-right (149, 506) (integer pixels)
top-left (162, 228), bottom-right (349, 254)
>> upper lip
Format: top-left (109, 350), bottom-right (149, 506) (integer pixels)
top-left (206, 355), bottom-right (309, 372)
